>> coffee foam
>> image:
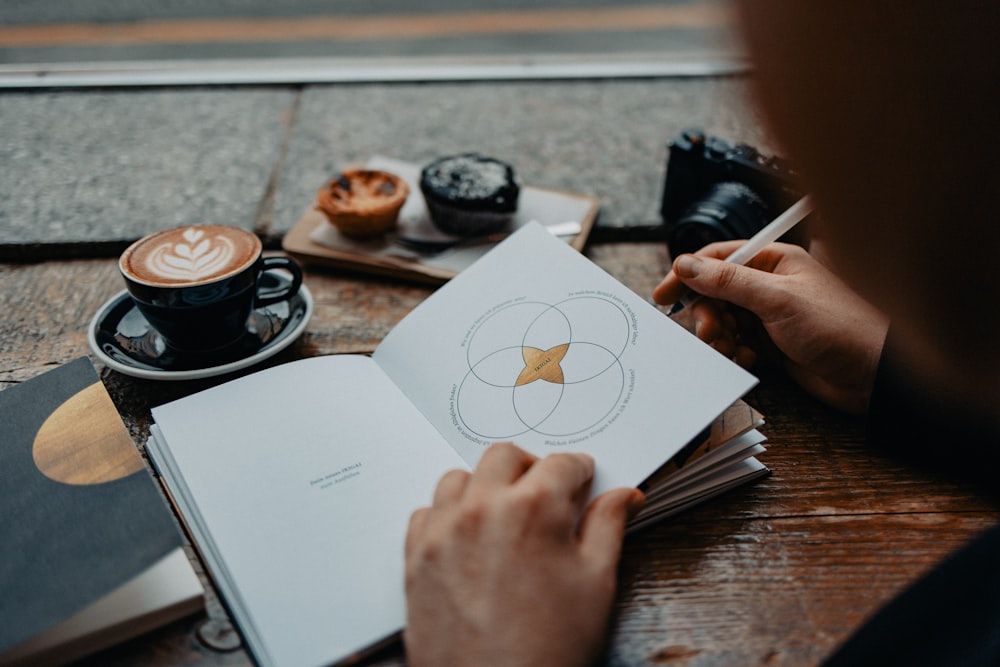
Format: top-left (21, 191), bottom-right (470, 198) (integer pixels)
top-left (121, 226), bottom-right (260, 286)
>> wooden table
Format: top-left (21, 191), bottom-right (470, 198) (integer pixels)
top-left (2, 243), bottom-right (997, 666)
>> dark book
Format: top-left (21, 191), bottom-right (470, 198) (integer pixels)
top-left (0, 357), bottom-right (203, 666)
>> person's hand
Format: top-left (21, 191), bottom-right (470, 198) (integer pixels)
top-left (653, 241), bottom-right (889, 414)
top-left (404, 442), bottom-right (645, 667)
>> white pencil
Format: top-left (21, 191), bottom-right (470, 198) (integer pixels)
top-left (667, 195), bottom-right (814, 315)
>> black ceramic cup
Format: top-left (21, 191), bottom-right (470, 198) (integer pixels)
top-left (119, 225), bottom-right (303, 351)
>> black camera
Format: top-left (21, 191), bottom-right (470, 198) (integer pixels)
top-left (660, 128), bottom-right (805, 258)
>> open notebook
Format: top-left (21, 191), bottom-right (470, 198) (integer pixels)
top-left (148, 223), bottom-right (767, 667)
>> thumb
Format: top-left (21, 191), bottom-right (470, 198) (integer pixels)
top-left (673, 254), bottom-right (785, 316)
top-left (578, 488), bottom-right (644, 565)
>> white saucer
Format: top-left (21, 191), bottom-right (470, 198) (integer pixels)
top-left (88, 282), bottom-right (312, 381)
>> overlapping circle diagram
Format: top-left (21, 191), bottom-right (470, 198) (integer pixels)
top-left (457, 296), bottom-right (631, 439)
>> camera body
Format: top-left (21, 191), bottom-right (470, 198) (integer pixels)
top-left (660, 128), bottom-right (805, 258)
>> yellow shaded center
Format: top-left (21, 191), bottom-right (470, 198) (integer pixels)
top-left (516, 344), bottom-right (569, 386)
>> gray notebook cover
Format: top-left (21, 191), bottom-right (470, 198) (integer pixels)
top-left (0, 357), bottom-right (182, 654)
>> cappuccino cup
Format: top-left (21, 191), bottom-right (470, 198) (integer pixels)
top-left (119, 225), bottom-right (303, 351)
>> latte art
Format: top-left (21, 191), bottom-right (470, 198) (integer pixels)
top-left (147, 228), bottom-right (237, 281)
top-left (121, 225), bottom-right (260, 286)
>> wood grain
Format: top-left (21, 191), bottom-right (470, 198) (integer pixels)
top-left (2, 247), bottom-right (996, 667)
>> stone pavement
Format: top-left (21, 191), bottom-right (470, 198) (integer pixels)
top-left (0, 76), bottom-right (769, 261)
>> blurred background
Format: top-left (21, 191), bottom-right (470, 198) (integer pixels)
top-left (0, 0), bottom-right (744, 86)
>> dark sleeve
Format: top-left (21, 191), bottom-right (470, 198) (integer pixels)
top-left (866, 328), bottom-right (1000, 493)
top-left (823, 522), bottom-right (1000, 667)
top-left (823, 329), bottom-right (1000, 666)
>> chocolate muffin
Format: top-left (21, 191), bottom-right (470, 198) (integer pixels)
top-left (316, 169), bottom-right (409, 237)
top-left (419, 154), bottom-right (520, 236)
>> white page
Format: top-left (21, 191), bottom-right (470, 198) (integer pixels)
top-left (627, 457), bottom-right (770, 532)
top-left (150, 356), bottom-right (467, 667)
top-left (645, 430), bottom-right (768, 499)
top-left (374, 222), bottom-right (758, 496)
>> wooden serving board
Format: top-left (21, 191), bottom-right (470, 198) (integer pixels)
top-left (282, 156), bottom-right (599, 285)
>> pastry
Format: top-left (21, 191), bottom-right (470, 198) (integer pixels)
top-left (419, 153), bottom-right (520, 236)
top-left (316, 169), bottom-right (409, 237)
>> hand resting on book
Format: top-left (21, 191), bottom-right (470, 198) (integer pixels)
top-left (404, 442), bottom-right (645, 667)
top-left (653, 241), bottom-right (890, 416)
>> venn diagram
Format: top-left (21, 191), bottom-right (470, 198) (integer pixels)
top-left (456, 297), bottom-right (631, 439)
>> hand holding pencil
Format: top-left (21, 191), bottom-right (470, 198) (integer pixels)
top-left (665, 196), bottom-right (814, 315)
top-left (651, 196), bottom-right (890, 415)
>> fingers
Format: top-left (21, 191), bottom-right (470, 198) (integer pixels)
top-left (578, 487), bottom-right (644, 567)
top-left (470, 445), bottom-right (596, 530)
top-left (666, 254), bottom-right (787, 317)
top-left (465, 441), bottom-right (537, 491)
top-left (690, 299), bottom-right (725, 341)
top-left (733, 344), bottom-right (757, 369)
top-left (520, 451), bottom-right (595, 492)
top-left (665, 288), bottom-right (758, 369)
top-left (654, 241), bottom-right (799, 308)
top-left (405, 507), bottom-right (430, 558)
top-left (416, 443), bottom-right (602, 547)
top-left (518, 451), bottom-right (596, 512)
top-left (652, 271), bottom-right (683, 306)
top-left (653, 240), bottom-right (751, 305)
top-left (432, 468), bottom-right (471, 506)
top-left (419, 443), bottom-right (599, 531)
top-left (680, 240), bottom-right (750, 263)
top-left (466, 443), bottom-right (594, 506)
top-left (689, 300), bottom-right (738, 354)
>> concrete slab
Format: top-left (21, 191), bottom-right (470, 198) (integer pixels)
top-left (0, 76), bottom-right (773, 259)
top-left (0, 88), bottom-right (296, 258)
top-left (273, 77), bottom-right (770, 241)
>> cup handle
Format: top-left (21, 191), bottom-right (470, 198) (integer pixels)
top-left (255, 256), bottom-right (304, 308)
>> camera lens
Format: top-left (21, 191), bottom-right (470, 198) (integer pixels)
top-left (666, 181), bottom-right (772, 258)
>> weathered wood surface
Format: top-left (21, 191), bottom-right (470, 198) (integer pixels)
top-left (1, 245), bottom-right (996, 667)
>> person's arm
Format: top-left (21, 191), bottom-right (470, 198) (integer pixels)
top-left (820, 330), bottom-right (1000, 666)
top-left (653, 242), bottom-right (889, 415)
top-left (867, 328), bottom-right (1000, 492)
top-left (404, 442), bottom-right (645, 667)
